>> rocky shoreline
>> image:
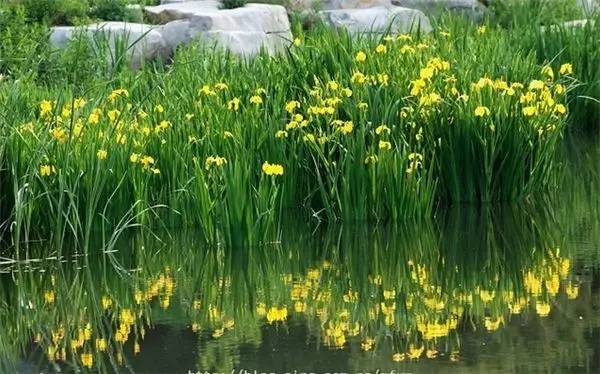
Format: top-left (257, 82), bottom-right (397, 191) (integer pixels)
top-left (45, 0), bottom-right (598, 68)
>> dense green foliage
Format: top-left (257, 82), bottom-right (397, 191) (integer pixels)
top-left (488, 0), bottom-right (600, 133)
top-left (0, 23), bottom-right (577, 249)
top-left (221, 0), bottom-right (249, 9)
top-left (89, 0), bottom-right (137, 22)
top-left (2, 0), bottom-right (142, 25)
top-left (21, 0), bottom-right (89, 25)
top-left (490, 0), bottom-right (583, 27)
top-left (516, 17), bottom-right (600, 133)
top-left (0, 2), bottom-right (597, 251)
top-left (0, 6), bottom-right (50, 78)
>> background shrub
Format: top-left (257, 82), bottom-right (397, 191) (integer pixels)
top-left (490, 0), bottom-right (583, 27)
top-left (0, 5), bottom-right (50, 79)
top-left (221, 0), bottom-right (248, 9)
top-left (89, 0), bottom-right (137, 22)
top-left (21, 0), bottom-right (90, 26)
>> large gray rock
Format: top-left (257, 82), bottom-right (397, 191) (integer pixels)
top-left (541, 18), bottom-right (596, 32)
top-left (156, 4), bottom-right (293, 56)
top-left (319, 0), bottom-right (393, 9)
top-left (160, 19), bottom-right (292, 56)
top-left (562, 18), bottom-right (595, 27)
top-left (320, 6), bottom-right (432, 34)
top-left (392, 0), bottom-right (486, 21)
top-left (146, 2), bottom-right (290, 32)
top-left (49, 22), bottom-right (168, 69)
top-left (289, 0), bottom-right (392, 15)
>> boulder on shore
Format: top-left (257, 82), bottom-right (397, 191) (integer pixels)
top-left (392, 0), bottom-right (486, 21)
top-left (319, 6), bottom-right (432, 34)
top-left (49, 22), bottom-right (168, 69)
top-left (145, 2), bottom-right (293, 56)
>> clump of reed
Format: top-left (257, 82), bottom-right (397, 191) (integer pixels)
top-left (484, 1), bottom-right (600, 134)
top-left (0, 17), bottom-right (579, 250)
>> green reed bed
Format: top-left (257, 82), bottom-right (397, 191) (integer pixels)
top-left (489, 0), bottom-right (585, 27)
top-left (0, 17), bottom-right (582, 250)
top-left (531, 17), bottom-right (600, 134)
top-left (496, 8), bottom-right (600, 134)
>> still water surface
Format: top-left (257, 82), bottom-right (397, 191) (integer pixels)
top-left (1, 146), bottom-right (599, 373)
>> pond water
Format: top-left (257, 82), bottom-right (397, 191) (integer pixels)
top-left (1, 144), bottom-right (599, 373)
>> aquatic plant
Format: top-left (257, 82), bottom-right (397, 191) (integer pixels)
top-left (0, 19), bottom-right (578, 250)
top-left (514, 13), bottom-right (600, 134)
